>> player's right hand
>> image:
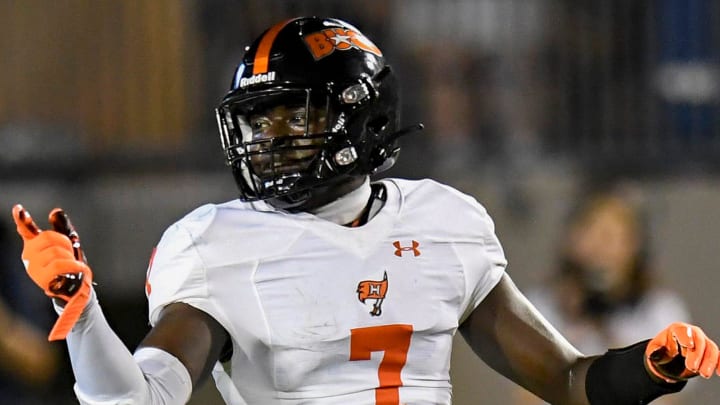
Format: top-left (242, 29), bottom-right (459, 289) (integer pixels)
top-left (12, 204), bottom-right (94, 341)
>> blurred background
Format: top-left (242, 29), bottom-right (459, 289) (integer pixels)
top-left (1, 0), bottom-right (719, 403)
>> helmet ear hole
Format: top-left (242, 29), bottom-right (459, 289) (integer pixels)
top-left (367, 116), bottom-right (389, 134)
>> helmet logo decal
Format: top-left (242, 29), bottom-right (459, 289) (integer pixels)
top-left (239, 71), bottom-right (276, 88)
top-left (356, 271), bottom-right (388, 316)
top-left (303, 28), bottom-right (382, 61)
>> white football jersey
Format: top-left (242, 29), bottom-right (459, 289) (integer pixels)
top-left (146, 178), bottom-right (507, 405)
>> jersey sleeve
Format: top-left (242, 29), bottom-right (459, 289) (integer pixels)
top-left (145, 221), bottom-right (210, 326)
top-left (456, 203), bottom-right (508, 324)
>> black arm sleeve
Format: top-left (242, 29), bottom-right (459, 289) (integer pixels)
top-left (585, 340), bottom-right (687, 405)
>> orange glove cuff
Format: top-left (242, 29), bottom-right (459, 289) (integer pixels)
top-left (48, 271), bottom-right (93, 341)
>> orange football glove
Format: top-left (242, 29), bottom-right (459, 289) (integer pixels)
top-left (645, 322), bottom-right (720, 383)
top-left (12, 204), bottom-right (94, 341)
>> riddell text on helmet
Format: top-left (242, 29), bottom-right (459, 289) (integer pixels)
top-left (240, 71), bottom-right (276, 88)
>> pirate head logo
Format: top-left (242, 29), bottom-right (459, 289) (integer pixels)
top-left (356, 271), bottom-right (388, 316)
top-left (303, 28), bottom-right (383, 61)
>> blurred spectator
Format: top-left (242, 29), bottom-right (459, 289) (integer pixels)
top-left (514, 182), bottom-right (691, 405)
top-left (0, 217), bottom-right (74, 404)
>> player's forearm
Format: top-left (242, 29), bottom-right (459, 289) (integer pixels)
top-left (64, 292), bottom-right (149, 399)
top-left (496, 336), bottom-right (594, 405)
top-left (489, 312), bottom-right (687, 405)
top-left (64, 292), bottom-right (192, 404)
top-left (462, 274), bottom-right (592, 404)
top-left (461, 274), bottom-right (685, 404)
top-left (526, 357), bottom-right (593, 405)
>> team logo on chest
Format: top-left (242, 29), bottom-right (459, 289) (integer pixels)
top-left (356, 271), bottom-right (388, 316)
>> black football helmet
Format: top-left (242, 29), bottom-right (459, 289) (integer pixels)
top-left (216, 17), bottom-right (417, 210)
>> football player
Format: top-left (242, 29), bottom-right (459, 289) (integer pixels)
top-left (12, 17), bottom-right (720, 405)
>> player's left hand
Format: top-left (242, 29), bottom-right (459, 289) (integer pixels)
top-left (645, 322), bottom-right (720, 383)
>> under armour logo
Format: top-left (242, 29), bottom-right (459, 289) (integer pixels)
top-left (393, 240), bottom-right (421, 257)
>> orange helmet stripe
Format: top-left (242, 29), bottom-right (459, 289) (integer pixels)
top-left (252, 18), bottom-right (296, 75)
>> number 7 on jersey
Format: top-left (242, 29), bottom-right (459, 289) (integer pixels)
top-left (350, 324), bottom-right (414, 405)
